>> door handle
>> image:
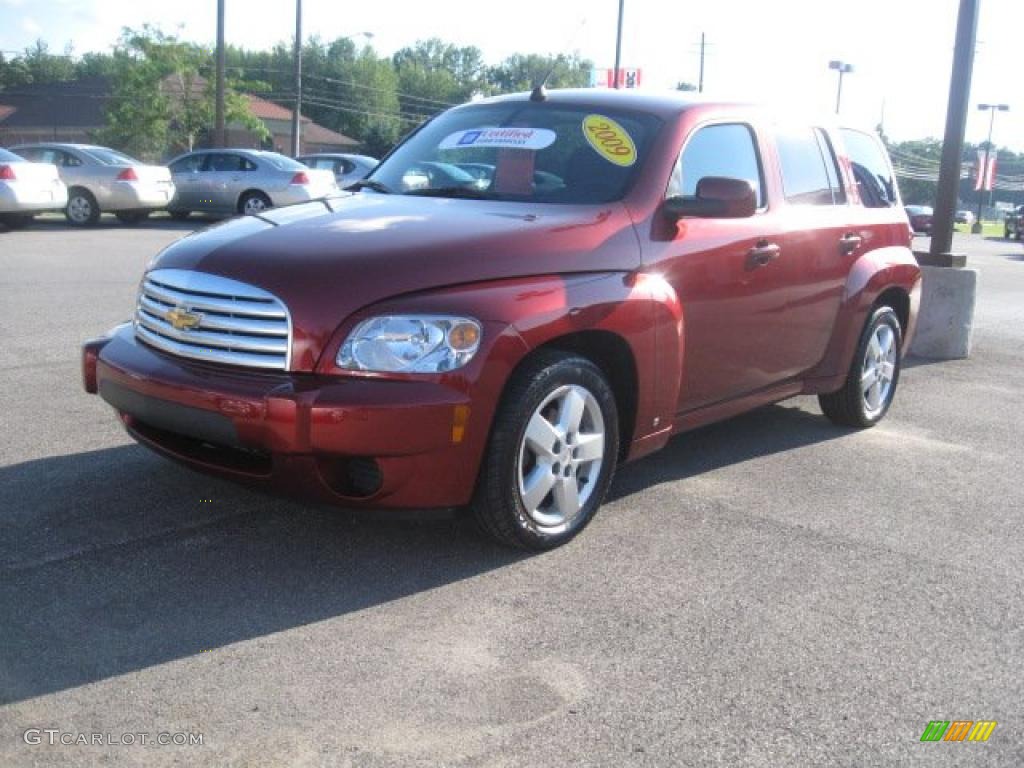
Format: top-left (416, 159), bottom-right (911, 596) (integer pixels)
top-left (747, 241), bottom-right (781, 268)
top-left (839, 232), bottom-right (863, 255)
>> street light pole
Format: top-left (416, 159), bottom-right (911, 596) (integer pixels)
top-left (972, 103), bottom-right (1009, 233)
top-left (290, 0), bottom-right (302, 157)
top-left (613, 0), bottom-right (624, 89)
top-left (829, 60), bottom-right (853, 114)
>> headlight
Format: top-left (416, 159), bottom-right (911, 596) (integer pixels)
top-left (338, 315), bottom-right (482, 373)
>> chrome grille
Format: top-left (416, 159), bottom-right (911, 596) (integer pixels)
top-left (134, 269), bottom-right (291, 370)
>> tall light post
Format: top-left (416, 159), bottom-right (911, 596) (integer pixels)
top-left (972, 103), bottom-right (1009, 233)
top-left (829, 60), bottom-right (853, 114)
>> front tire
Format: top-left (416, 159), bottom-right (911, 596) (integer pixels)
top-left (168, 210), bottom-right (192, 221)
top-left (472, 350), bottom-right (619, 550)
top-left (819, 306), bottom-right (903, 428)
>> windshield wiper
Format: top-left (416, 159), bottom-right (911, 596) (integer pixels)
top-left (346, 179), bottom-right (393, 194)
top-left (404, 186), bottom-right (491, 199)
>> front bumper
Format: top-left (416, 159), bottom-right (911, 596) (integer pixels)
top-left (83, 325), bottom-right (483, 509)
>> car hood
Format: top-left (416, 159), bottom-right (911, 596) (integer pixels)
top-left (149, 193), bottom-right (641, 370)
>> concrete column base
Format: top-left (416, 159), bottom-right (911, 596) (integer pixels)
top-left (909, 264), bottom-right (978, 359)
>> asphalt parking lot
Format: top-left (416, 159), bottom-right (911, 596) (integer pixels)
top-left (1, 217), bottom-right (1022, 767)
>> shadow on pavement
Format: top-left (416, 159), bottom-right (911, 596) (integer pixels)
top-left (1, 401), bottom-right (849, 705)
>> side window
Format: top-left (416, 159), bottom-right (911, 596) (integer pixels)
top-left (170, 155), bottom-right (204, 173)
top-left (208, 154), bottom-right (245, 172)
top-left (59, 151), bottom-right (83, 168)
top-left (669, 123), bottom-right (765, 207)
top-left (338, 159), bottom-right (354, 174)
top-left (775, 128), bottom-right (835, 205)
top-left (840, 128), bottom-right (897, 208)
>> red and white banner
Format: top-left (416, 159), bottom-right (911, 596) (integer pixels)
top-left (974, 151), bottom-right (997, 192)
top-left (590, 68), bottom-right (643, 89)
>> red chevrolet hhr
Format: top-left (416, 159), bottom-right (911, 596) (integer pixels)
top-left (82, 89), bottom-right (920, 550)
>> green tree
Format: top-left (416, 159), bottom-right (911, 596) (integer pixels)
top-left (487, 53), bottom-right (592, 93)
top-left (101, 26), bottom-right (264, 160)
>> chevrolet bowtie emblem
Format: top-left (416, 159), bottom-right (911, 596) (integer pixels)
top-left (166, 306), bottom-right (203, 331)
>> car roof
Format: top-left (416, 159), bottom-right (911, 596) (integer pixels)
top-left (469, 87), bottom-right (721, 118)
top-left (11, 142), bottom-right (110, 151)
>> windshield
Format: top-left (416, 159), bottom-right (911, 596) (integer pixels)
top-left (84, 147), bottom-right (141, 166)
top-left (369, 102), bottom-right (662, 204)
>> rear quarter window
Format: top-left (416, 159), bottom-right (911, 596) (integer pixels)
top-left (840, 128), bottom-right (898, 208)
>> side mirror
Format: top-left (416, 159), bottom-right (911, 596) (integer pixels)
top-left (663, 176), bottom-right (757, 220)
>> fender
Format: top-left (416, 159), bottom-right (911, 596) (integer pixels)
top-left (316, 271), bottom-right (684, 468)
top-left (804, 245), bottom-right (921, 393)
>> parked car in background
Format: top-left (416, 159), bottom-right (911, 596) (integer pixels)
top-left (166, 149), bottom-right (337, 219)
top-left (954, 210), bottom-right (975, 226)
top-left (904, 205), bottom-right (933, 233)
top-left (0, 147), bottom-right (67, 228)
top-left (1004, 205), bottom-right (1024, 239)
top-left (297, 153), bottom-right (378, 188)
top-left (82, 90), bottom-right (920, 551)
top-left (11, 143), bottom-right (174, 226)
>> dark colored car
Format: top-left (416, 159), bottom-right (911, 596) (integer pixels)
top-left (904, 204), bottom-right (933, 234)
top-left (82, 89), bottom-right (920, 550)
top-left (1005, 205), bottom-right (1024, 239)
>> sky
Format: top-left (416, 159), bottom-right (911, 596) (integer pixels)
top-left (1, 0), bottom-right (1022, 152)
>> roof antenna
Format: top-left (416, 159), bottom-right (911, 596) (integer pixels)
top-left (530, 18), bottom-right (587, 102)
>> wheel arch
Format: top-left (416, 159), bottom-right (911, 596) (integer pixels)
top-left (514, 330), bottom-right (639, 462)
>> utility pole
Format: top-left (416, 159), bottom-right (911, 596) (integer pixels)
top-left (214, 0), bottom-right (225, 148)
top-left (927, 0), bottom-right (979, 265)
top-left (613, 0), bottom-right (624, 88)
top-left (698, 32), bottom-right (705, 93)
top-left (290, 0), bottom-right (302, 156)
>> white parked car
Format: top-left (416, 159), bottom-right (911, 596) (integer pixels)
top-left (296, 153), bottom-right (378, 188)
top-left (11, 143), bottom-right (175, 226)
top-left (0, 147), bottom-right (68, 229)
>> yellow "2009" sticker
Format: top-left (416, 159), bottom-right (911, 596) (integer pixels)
top-left (582, 114), bottom-right (637, 167)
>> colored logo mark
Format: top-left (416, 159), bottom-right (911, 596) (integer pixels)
top-left (457, 130), bottom-right (482, 146)
top-left (920, 720), bottom-right (997, 742)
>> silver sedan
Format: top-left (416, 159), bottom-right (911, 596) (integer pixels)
top-left (0, 147), bottom-right (68, 228)
top-left (166, 149), bottom-right (337, 218)
top-left (11, 143), bottom-right (174, 226)
top-left (296, 153), bottom-right (378, 188)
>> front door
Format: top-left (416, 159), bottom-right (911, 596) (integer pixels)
top-left (647, 122), bottom-right (794, 412)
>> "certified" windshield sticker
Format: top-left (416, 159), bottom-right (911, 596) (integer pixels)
top-left (582, 115), bottom-right (637, 167)
top-left (440, 127), bottom-right (557, 151)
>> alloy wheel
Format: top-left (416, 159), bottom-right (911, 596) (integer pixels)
top-left (517, 384), bottom-right (606, 532)
top-left (861, 324), bottom-right (897, 416)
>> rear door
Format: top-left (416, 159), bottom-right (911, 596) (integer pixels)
top-left (204, 153), bottom-right (254, 211)
top-left (769, 126), bottom-right (857, 375)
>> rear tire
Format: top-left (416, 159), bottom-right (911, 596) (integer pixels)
top-left (819, 306), bottom-right (903, 428)
top-left (65, 188), bottom-right (100, 226)
top-left (238, 191), bottom-right (271, 216)
top-left (472, 350), bottom-right (619, 550)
